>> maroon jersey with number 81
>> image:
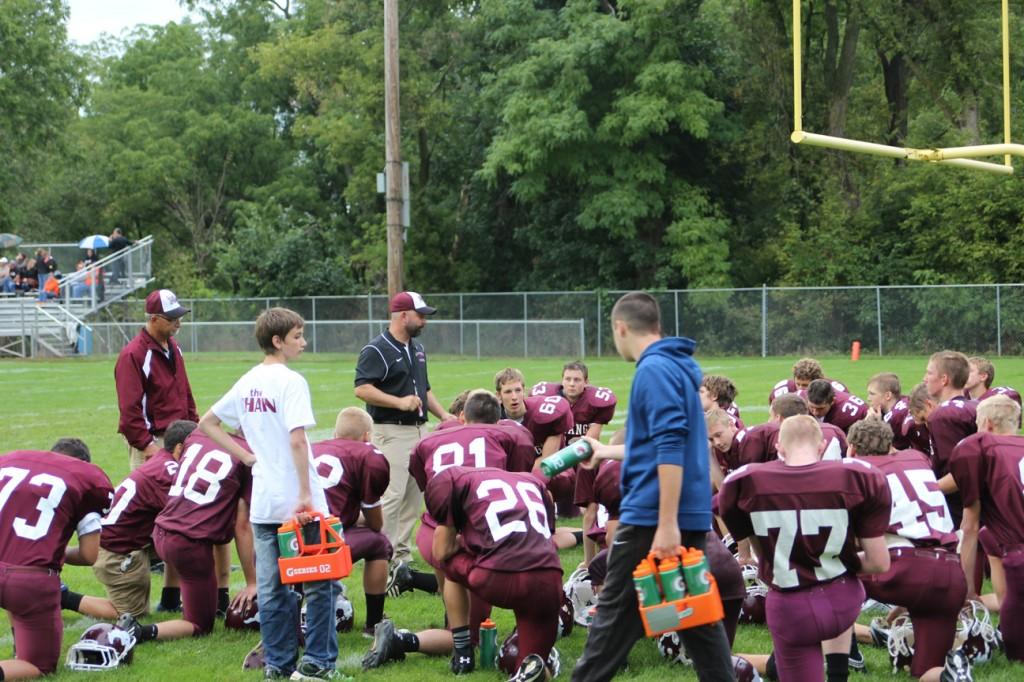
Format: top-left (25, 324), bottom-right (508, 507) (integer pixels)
top-left (0, 450), bottom-right (113, 570)
top-left (719, 459), bottom-right (890, 591)
top-left (425, 466), bottom-right (560, 572)
top-left (155, 433), bottom-right (252, 544)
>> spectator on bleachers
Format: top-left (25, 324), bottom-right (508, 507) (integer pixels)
top-left (35, 249), bottom-right (57, 293)
top-left (71, 262), bottom-right (90, 298)
top-left (83, 248), bottom-right (99, 266)
top-left (38, 270), bottom-right (61, 302)
top-left (109, 228), bottom-right (132, 282)
top-left (1, 258), bottom-right (14, 294)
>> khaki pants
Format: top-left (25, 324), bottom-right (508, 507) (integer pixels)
top-left (374, 423), bottom-right (426, 564)
top-left (128, 435), bottom-right (164, 471)
top-left (92, 546), bottom-right (152, 617)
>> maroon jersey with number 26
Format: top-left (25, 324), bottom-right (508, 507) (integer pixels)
top-left (425, 466), bottom-right (560, 573)
top-left (718, 459), bottom-right (890, 591)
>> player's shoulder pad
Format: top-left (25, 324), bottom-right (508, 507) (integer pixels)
top-left (530, 381), bottom-right (561, 397)
top-left (585, 385), bottom-right (617, 406)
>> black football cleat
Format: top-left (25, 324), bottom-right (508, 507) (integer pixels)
top-left (508, 653), bottom-right (546, 682)
top-left (940, 650), bottom-right (973, 682)
top-left (450, 645), bottom-right (475, 675)
top-left (361, 619), bottom-right (405, 670)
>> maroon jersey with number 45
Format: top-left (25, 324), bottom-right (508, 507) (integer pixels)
top-left (0, 450), bottom-right (113, 570)
top-left (529, 382), bottom-right (616, 439)
top-left (857, 450), bottom-right (957, 549)
top-left (950, 432), bottom-right (1024, 553)
top-left (101, 448), bottom-right (179, 554)
top-left (425, 466), bottom-right (560, 572)
top-left (311, 439), bottom-right (390, 529)
top-left (410, 424), bottom-right (535, 528)
top-left (154, 433), bottom-right (252, 544)
top-left (718, 459), bottom-right (890, 591)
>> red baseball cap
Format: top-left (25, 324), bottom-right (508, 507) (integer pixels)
top-left (389, 291), bottom-right (436, 315)
top-left (145, 289), bottom-right (190, 319)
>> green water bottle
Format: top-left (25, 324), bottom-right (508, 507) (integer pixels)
top-left (633, 561), bottom-right (662, 607)
top-left (682, 549), bottom-right (711, 596)
top-left (277, 521), bottom-right (300, 558)
top-left (658, 557), bottom-right (686, 601)
top-left (479, 618), bottom-right (497, 669)
top-left (539, 440), bottom-right (593, 477)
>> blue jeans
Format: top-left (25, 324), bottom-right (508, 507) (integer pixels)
top-left (1, 277), bottom-right (14, 294)
top-left (253, 523), bottom-right (338, 674)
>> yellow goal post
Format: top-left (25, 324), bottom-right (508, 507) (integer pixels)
top-left (791, 0), bottom-right (1017, 175)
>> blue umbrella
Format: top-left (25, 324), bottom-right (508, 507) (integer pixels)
top-left (0, 233), bottom-right (22, 249)
top-left (79, 234), bottom-right (111, 249)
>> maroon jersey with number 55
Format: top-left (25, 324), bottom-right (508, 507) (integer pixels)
top-left (718, 459), bottom-right (890, 591)
top-left (950, 432), bottom-right (1024, 553)
top-left (425, 466), bottom-right (560, 572)
top-left (155, 433), bottom-right (252, 544)
top-left (311, 439), bottom-right (390, 529)
top-left (0, 450), bottom-right (113, 570)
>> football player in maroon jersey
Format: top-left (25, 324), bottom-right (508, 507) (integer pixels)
top-left (312, 407), bottom-right (392, 635)
top-left (531, 360), bottom-right (617, 556)
top-left (768, 357), bottom-right (848, 404)
top-left (847, 419), bottom-right (971, 682)
top-left (806, 380), bottom-right (870, 434)
top-left (117, 431), bottom-right (256, 644)
top-left (719, 416), bottom-right (891, 682)
top-left (964, 356), bottom-right (1022, 406)
top-left (923, 351), bottom-right (978, 527)
top-left (495, 368), bottom-right (574, 460)
top-left (866, 373), bottom-right (915, 450)
top-left (0, 441), bottom-right (114, 679)
top-left (950, 395), bottom-right (1024, 662)
top-left (904, 383), bottom-right (934, 455)
top-left (701, 374), bottom-right (743, 429)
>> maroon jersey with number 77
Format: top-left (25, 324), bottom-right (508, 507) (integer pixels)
top-left (425, 466), bottom-right (561, 572)
top-left (0, 450), bottom-right (113, 570)
top-left (718, 458), bottom-right (890, 591)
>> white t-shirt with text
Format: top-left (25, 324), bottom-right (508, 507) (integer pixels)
top-left (212, 362), bottom-right (328, 524)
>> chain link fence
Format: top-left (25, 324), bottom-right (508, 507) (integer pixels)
top-left (87, 284), bottom-right (1024, 356)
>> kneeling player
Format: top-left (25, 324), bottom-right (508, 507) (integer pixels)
top-left (847, 419), bottom-right (970, 681)
top-left (719, 416), bottom-right (891, 682)
top-left (118, 430), bottom-right (255, 643)
top-left (0, 442), bottom-right (114, 679)
top-left (312, 407), bottom-right (393, 635)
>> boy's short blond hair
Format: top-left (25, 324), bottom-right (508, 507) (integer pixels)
top-left (977, 394), bottom-right (1020, 434)
top-left (334, 407), bottom-right (373, 440)
top-left (494, 367), bottom-right (524, 392)
top-left (778, 415), bottom-right (823, 453)
top-left (704, 407), bottom-right (733, 429)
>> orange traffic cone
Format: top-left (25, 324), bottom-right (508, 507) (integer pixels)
top-left (850, 340), bottom-right (861, 361)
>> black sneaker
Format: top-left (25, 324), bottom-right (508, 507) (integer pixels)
top-left (450, 645), bottom-right (475, 675)
top-left (150, 560), bottom-right (165, 574)
top-left (940, 650), bottom-right (973, 682)
top-left (869, 618), bottom-right (890, 648)
top-left (362, 619), bottom-right (406, 670)
top-left (849, 642), bottom-right (867, 674)
top-left (508, 653), bottom-right (546, 682)
top-left (386, 561), bottom-right (413, 598)
top-left (115, 613), bottom-right (143, 642)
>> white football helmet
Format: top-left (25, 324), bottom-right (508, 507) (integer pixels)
top-left (66, 623), bottom-right (136, 671)
top-left (886, 614), bottom-right (915, 673)
top-left (301, 591), bottom-right (354, 634)
top-left (955, 599), bottom-right (1001, 664)
top-left (656, 631), bottom-right (693, 666)
top-left (563, 567), bottom-right (596, 627)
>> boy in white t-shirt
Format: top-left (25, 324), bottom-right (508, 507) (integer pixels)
top-left (199, 308), bottom-right (345, 681)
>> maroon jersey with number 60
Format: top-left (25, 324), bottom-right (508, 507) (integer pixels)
top-left (101, 449), bottom-right (179, 554)
top-left (950, 432), bottom-right (1024, 553)
top-left (311, 439), bottom-right (390, 529)
top-left (529, 382), bottom-right (616, 440)
top-left (410, 424), bottom-right (534, 528)
top-left (857, 450), bottom-right (957, 549)
top-left (514, 395), bottom-right (575, 456)
top-left (425, 466), bottom-right (560, 572)
top-left (0, 450), bottom-right (113, 570)
top-left (718, 459), bottom-right (890, 591)
top-left (155, 433), bottom-right (252, 544)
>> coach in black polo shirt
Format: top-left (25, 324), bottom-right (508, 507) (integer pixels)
top-left (354, 291), bottom-right (453, 565)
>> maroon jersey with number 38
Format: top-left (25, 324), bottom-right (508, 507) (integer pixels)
top-left (0, 450), bottom-right (113, 570)
top-left (425, 466), bottom-right (560, 572)
top-left (718, 459), bottom-right (890, 591)
top-left (311, 439), bottom-right (390, 529)
top-left (950, 432), bottom-right (1024, 553)
top-left (101, 449), bottom-right (179, 554)
top-left (857, 450), bottom-right (957, 549)
top-left (154, 433), bottom-right (252, 544)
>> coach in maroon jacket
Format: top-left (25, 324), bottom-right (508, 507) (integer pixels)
top-left (115, 289), bottom-right (198, 470)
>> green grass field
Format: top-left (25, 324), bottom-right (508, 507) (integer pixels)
top-left (2, 351), bottom-right (1023, 680)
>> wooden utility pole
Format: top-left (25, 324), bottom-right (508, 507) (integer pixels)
top-left (383, 0), bottom-right (404, 297)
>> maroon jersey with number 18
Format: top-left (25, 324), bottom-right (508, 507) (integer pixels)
top-left (718, 459), bottom-right (890, 591)
top-left (154, 432), bottom-right (252, 544)
top-left (0, 451), bottom-right (114, 570)
top-left (101, 448), bottom-right (179, 554)
top-left (857, 450), bottom-right (957, 549)
top-left (950, 432), bottom-right (1024, 553)
top-left (311, 439), bottom-right (390, 529)
top-left (425, 466), bottom-right (560, 572)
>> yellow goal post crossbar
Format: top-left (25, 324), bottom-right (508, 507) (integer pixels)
top-left (791, 0), bottom-right (1017, 175)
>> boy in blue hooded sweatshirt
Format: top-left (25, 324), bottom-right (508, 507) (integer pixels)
top-left (572, 292), bottom-right (734, 682)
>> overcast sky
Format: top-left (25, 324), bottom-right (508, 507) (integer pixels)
top-left (66, 0), bottom-right (196, 45)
